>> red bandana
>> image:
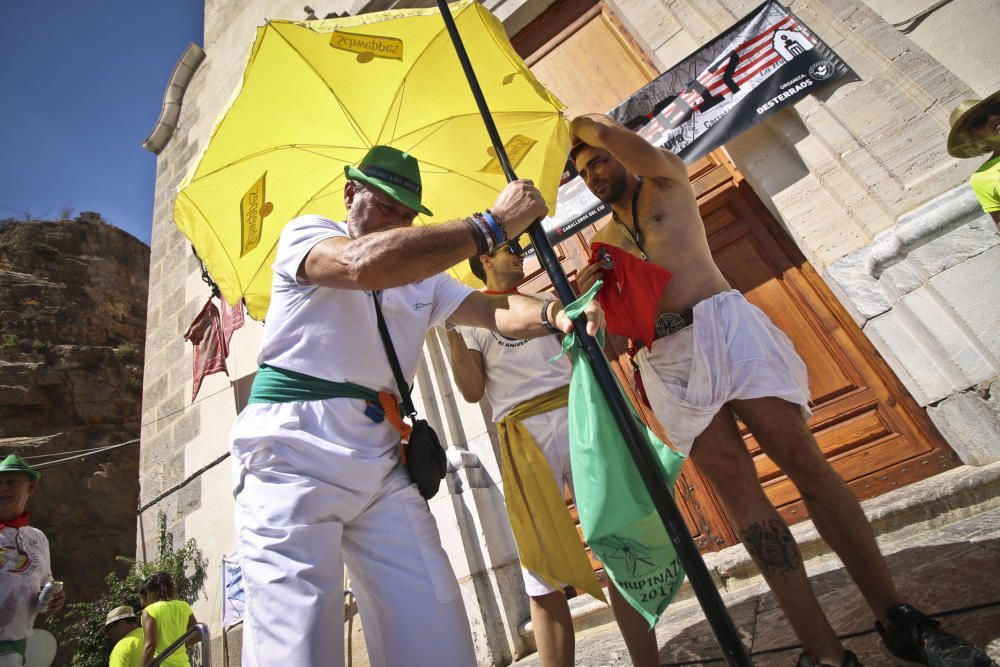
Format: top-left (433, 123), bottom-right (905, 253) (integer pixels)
top-left (0, 512), bottom-right (30, 530)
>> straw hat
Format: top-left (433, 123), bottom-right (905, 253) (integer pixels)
top-left (947, 90), bottom-right (1000, 158)
top-left (104, 606), bottom-right (138, 626)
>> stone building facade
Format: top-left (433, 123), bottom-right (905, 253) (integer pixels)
top-left (139, 0), bottom-right (1000, 663)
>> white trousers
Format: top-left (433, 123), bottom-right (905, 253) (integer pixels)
top-left (231, 399), bottom-right (475, 667)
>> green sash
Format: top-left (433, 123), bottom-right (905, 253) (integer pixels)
top-left (0, 638), bottom-right (26, 663)
top-left (248, 365), bottom-right (377, 404)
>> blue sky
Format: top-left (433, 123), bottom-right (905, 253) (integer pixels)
top-left (0, 2), bottom-right (204, 245)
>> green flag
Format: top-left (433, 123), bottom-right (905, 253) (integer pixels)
top-left (559, 282), bottom-right (687, 627)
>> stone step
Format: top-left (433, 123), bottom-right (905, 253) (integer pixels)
top-left (516, 462), bottom-right (1000, 656)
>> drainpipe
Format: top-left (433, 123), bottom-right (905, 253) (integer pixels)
top-left (142, 43), bottom-right (206, 154)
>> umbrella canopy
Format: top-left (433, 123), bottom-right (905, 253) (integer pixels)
top-left (174, 0), bottom-right (569, 319)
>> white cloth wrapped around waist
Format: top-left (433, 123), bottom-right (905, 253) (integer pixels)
top-left (636, 289), bottom-right (811, 456)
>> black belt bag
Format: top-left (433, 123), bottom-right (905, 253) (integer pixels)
top-left (372, 292), bottom-right (447, 500)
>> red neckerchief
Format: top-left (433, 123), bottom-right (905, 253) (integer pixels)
top-left (0, 512), bottom-right (30, 530)
top-left (482, 288), bottom-right (519, 295)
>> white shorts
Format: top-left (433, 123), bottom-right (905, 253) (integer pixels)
top-left (231, 399), bottom-right (476, 667)
top-left (516, 408), bottom-right (577, 598)
top-left (636, 290), bottom-right (811, 456)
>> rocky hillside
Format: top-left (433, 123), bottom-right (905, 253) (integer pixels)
top-left (0, 213), bottom-right (149, 617)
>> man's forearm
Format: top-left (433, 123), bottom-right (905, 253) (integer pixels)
top-left (445, 330), bottom-right (486, 402)
top-left (330, 219), bottom-right (480, 291)
top-left (494, 294), bottom-right (563, 339)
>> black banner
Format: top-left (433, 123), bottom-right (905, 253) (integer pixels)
top-left (534, 1), bottom-right (855, 249)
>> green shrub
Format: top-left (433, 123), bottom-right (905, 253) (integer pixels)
top-left (48, 513), bottom-right (208, 667)
top-left (0, 334), bottom-right (18, 349)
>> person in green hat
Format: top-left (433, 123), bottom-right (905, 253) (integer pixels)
top-left (0, 454), bottom-right (64, 667)
top-left (948, 90), bottom-right (1000, 227)
top-left (229, 145), bottom-right (604, 666)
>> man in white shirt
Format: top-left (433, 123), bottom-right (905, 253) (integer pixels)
top-left (445, 247), bottom-right (658, 667)
top-left (230, 145), bottom-right (603, 667)
top-left (0, 454), bottom-right (64, 667)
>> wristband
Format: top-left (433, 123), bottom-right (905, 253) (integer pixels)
top-left (486, 209), bottom-right (509, 243)
top-left (471, 213), bottom-right (496, 254)
top-left (481, 209), bottom-right (507, 245)
top-left (540, 299), bottom-right (559, 333)
top-left (463, 217), bottom-right (490, 256)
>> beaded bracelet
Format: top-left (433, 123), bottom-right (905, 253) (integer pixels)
top-left (470, 213), bottom-right (496, 254)
top-left (463, 217), bottom-right (490, 256)
top-left (481, 209), bottom-right (507, 246)
top-left (540, 299), bottom-right (559, 333)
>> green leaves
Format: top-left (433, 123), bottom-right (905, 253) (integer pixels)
top-left (47, 512), bottom-right (208, 667)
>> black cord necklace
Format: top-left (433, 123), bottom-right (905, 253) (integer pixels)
top-left (612, 177), bottom-right (646, 260)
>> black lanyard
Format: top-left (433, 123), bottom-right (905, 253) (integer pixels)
top-left (613, 177), bottom-right (646, 260)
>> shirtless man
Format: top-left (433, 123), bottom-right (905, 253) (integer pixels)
top-left (570, 113), bottom-right (993, 667)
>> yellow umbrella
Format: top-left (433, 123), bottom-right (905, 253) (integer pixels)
top-left (174, 0), bottom-right (569, 319)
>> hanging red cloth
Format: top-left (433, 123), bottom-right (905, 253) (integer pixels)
top-left (588, 242), bottom-right (672, 347)
top-left (220, 297), bottom-right (245, 358)
top-left (184, 298), bottom-right (229, 401)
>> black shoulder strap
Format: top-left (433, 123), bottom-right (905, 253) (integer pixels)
top-left (372, 292), bottom-right (417, 418)
top-left (630, 176), bottom-right (644, 253)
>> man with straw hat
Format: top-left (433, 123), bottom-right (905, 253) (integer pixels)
top-left (0, 454), bottom-right (64, 667)
top-left (104, 606), bottom-right (142, 667)
top-left (948, 90), bottom-right (1000, 226)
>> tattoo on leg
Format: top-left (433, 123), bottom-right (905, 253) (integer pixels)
top-left (740, 520), bottom-right (801, 576)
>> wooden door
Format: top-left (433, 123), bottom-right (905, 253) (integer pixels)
top-left (512, 1), bottom-right (957, 553)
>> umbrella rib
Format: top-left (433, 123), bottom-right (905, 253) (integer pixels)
top-left (243, 237), bottom-right (282, 295)
top-left (407, 157), bottom-right (503, 193)
top-left (241, 164), bottom-right (344, 289)
top-left (377, 4), bottom-right (474, 144)
top-left (390, 110), bottom-right (559, 149)
top-left (178, 192), bottom-right (244, 295)
top-left (269, 25), bottom-right (371, 148)
top-left (188, 144), bottom-right (362, 183)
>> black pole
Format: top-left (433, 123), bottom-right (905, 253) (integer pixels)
top-left (436, 3), bottom-right (751, 665)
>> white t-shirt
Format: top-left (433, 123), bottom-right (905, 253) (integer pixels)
top-left (459, 324), bottom-right (570, 421)
top-left (0, 525), bottom-right (51, 642)
top-left (258, 215), bottom-right (475, 394)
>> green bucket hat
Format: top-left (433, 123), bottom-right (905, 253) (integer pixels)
top-left (344, 145), bottom-right (433, 216)
top-left (0, 454), bottom-right (40, 481)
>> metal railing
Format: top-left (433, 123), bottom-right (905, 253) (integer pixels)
top-left (148, 622), bottom-right (211, 667)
